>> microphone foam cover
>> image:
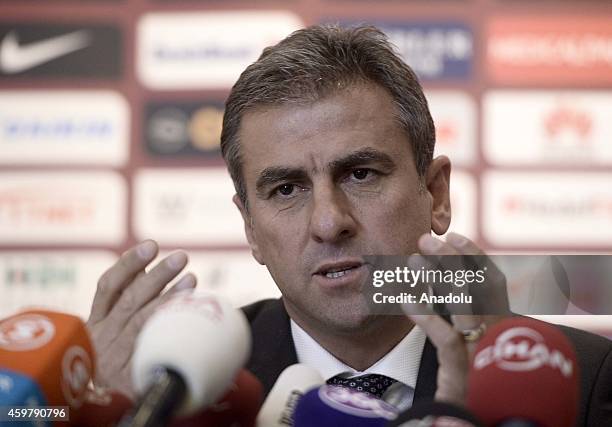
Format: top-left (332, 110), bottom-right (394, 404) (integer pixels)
top-left (467, 317), bottom-right (579, 427)
top-left (256, 363), bottom-right (323, 427)
top-left (293, 385), bottom-right (398, 427)
top-left (132, 292), bottom-right (251, 415)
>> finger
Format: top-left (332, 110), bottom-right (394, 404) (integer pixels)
top-left (407, 313), bottom-right (468, 404)
top-left (446, 233), bottom-right (511, 315)
top-left (417, 235), bottom-right (475, 316)
top-left (89, 240), bottom-right (158, 324)
top-left (106, 251), bottom-right (190, 329)
top-left (108, 273), bottom-right (197, 363)
top-left (402, 295), bottom-right (468, 358)
top-left (419, 234), bottom-right (459, 256)
top-left (445, 233), bottom-right (484, 255)
top-left (401, 303), bottom-right (467, 368)
top-left (450, 314), bottom-right (484, 337)
top-left (406, 313), bottom-right (461, 351)
top-left (446, 232), bottom-right (506, 285)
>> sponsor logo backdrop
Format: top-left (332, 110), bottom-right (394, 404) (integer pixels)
top-left (1, 0), bottom-right (611, 336)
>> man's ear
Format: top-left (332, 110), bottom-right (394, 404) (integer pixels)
top-left (426, 156), bottom-right (452, 235)
top-left (232, 194), bottom-right (265, 265)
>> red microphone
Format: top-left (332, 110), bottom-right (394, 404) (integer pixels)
top-left (69, 387), bottom-right (134, 426)
top-left (0, 310), bottom-right (94, 409)
top-left (171, 369), bottom-right (263, 427)
top-left (467, 317), bottom-right (579, 427)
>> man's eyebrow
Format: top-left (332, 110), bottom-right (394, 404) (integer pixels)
top-left (255, 167), bottom-right (307, 196)
top-left (254, 148), bottom-right (396, 197)
top-left (329, 148), bottom-right (396, 176)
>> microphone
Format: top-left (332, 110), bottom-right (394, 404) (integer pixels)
top-left (69, 388), bottom-right (133, 426)
top-left (386, 401), bottom-right (484, 426)
top-left (293, 385), bottom-right (399, 427)
top-left (467, 317), bottom-right (579, 427)
top-left (256, 363), bottom-right (323, 427)
top-left (120, 291), bottom-right (251, 427)
top-left (171, 369), bottom-right (263, 427)
top-left (0, 310), bottom-right (94, 409)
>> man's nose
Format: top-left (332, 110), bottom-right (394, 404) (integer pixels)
top-left (309, 185), bottom-right (357, 244)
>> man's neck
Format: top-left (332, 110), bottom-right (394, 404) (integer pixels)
top-left (292, 314), bottom-right (415, 371)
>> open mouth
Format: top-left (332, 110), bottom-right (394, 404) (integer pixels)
top-left (314, 261), bottom-right (364, 279)
top-left (321, 265), bottom-right (361, 279)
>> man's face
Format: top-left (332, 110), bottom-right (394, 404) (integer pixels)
top-left (234, 84), bottom-right (449, 334)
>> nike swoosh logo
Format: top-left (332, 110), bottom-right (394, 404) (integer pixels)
top-left (0, 30), bottom-right (91, 74)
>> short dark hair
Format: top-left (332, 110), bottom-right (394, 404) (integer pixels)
top-left (221, 24), bottom-right (435, 209)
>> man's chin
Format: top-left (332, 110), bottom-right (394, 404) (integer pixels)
top-left (315, 310), bottom-right (386, 335)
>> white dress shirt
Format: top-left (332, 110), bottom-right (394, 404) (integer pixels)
top-left (290, 319), bottom-right (426, 409)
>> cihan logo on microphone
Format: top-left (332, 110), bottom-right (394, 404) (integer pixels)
top-left (473, 326), bottom-right (573, 377)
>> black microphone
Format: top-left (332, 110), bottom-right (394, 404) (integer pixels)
top-left (120, 367), bottom-right (187, 427)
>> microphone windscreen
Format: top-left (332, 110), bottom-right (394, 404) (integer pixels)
top-left (0, 310), bottom-right (94, 408)
top-left (294, 385), bottom-right (398, 427)
top-left (467, 317), bottom-right (579, 427)
top-left (387, 400), bottom-right (484, 427)
top-left (171, 369), bottom-right (263, 427)
top-left (256, 363), bottom-right (323, 427)
top-left (131, 291), bottom-right (251, 416)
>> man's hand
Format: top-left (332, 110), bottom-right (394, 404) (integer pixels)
top-left (403, 232), bottom-right (511, 405)
top-left (86, 240), bottom-right (197, 398)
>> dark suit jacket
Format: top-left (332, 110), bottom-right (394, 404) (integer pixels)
top-left (242, 298), bottom-right (612, 427)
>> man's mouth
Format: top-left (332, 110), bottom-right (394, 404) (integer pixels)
top-left (322, 265), bottom-right (360, 279)
top-left (314, 261), bottom-right (364, 278)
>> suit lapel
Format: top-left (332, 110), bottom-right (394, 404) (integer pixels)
top-left (413, 338), bottom-right (438, 401)
top-left (246, 299), bottom-right (298, 396)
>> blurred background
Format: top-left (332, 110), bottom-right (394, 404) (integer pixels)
top-left (1, 0), bottom-right (611, 336)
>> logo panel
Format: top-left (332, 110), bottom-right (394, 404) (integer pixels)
top-left (0, 251), bottom-right (117, 318)
top-left (0, 23), bottom-right (122, 78)
top-left (0, 90), bottom-right (129, 166)
top-left (484, 90), bottom-right (612, 166)
top-left (145, 101), bottom-right (224, 156)
top-left (428, 90), bottom-right (477, 167)
top-left (137, 11), bottom-right (303, 89)
top-left (341, 21), bottom-right (474, 80)
top-left (171, 251), bottom-right (279, 308)
top-left (487, 17), bottom-right (612, 85)
top-left (133, 169), bottom-right (246, 245)
top-left (0, 172), bottom-right (126, 245)
top-left (446, 171), bottom-right (477, 240)
top-left (483, 172), bottom-right (612, 247)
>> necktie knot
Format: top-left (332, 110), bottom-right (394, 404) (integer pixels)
top-left (326, 373), bottom-right (397, 399)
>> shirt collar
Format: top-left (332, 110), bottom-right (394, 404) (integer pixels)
top-left (290, 319), bottom-right (426, 388)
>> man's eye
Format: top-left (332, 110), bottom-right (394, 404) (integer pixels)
top-left (276, 184), bottom-right (295, 196)
top-left (352, 169), bottom-right (371, 180)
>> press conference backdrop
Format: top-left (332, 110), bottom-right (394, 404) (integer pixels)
top-left (1, 0), bottom-right (611, 337)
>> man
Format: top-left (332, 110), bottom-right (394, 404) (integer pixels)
top-left (86, 25), bottom-right (612, 424)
